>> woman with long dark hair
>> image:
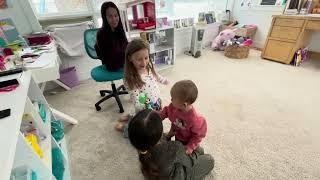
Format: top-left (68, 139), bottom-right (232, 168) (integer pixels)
top-left (95, 1), bottom-right (128, 71)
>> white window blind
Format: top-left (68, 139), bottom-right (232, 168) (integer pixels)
top-left (31, 0), bottom-right (88, 15)
top-left (156, 0), bottom-right (228, 20)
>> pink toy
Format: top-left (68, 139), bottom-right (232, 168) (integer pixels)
top-left (243, 39), bottom-right (253, 46)
top-left (211, 29), bottom-right (236, 50)
top-left (0, 55), bottom-right (5, 71)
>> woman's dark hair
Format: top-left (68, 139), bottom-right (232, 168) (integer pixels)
top-left (128, 109), bottom-right (163, 179)
top-left (100, 1), bottom-right (126, 40)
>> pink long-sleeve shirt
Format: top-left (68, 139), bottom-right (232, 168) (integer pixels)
top-left (160, 103), bottom-right (207, 152)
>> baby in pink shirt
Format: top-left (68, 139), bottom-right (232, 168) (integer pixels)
top-left (160, 80), bottom-right (207, 155)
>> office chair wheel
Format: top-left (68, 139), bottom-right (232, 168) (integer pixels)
top-left (100, 91), bottom-right (105, 97)
top-left (95, 105), bottom-right (101, 111)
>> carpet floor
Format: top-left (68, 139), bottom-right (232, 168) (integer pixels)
top-left (46, 49), bottom-right (320, 180)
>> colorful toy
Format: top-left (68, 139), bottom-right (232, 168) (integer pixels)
top-left (293, 48), bottom-right (308, 66)
top-left (52, 147), bottom-right (65, 180)
top-left (211, 29), bottom-right (236, 50)
top-left (25, 134), bottom-right (43, 158)
top-left (139, 93), bottom-right (152, 110)
top-left (152, 98), bottom-right (162, 111)
top-left (0, 55), bottom-right (5, 71)
top-left (243, 39), bottom-right (253, 46)
top-left (138, 93), bottom-right (162, 110)
top-left (51, 120), bottom-right (64, 142)
top-left (38, 103), bottom-right (47, 123)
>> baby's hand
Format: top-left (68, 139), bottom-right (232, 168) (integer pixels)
top-left (186, 148), bottom-right (193, 155)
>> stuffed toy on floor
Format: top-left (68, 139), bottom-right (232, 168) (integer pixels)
top-left (211, 29), bottom-right (235, 50)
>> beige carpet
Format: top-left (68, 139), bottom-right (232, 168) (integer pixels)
top-left (46, 49), bottom-right (320, 180)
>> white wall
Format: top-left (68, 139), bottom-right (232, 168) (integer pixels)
top-left (232, 1), bottom-right (320, 51)
top-left (173, 0), bottom-right (234, 55)
top-left (232, 3), bottom-right (282, 48)
top-left (0, 0), bottom-right (41, 35)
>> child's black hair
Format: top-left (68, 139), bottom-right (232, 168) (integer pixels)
top-left (128, 109), bottom-right (163, 179)
top-left (128, 109), bottom-right (163, 151)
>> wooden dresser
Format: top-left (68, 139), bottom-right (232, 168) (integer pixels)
top-left (262, 15), bottom-right (320, 64)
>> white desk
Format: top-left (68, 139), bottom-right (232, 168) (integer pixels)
top-left (25, 43), bottom-right (78, 125)
top-left (26, 43), bottom-right (70, 91)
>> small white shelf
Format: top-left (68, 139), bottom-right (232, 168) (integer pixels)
top-left (174, 26), bottom-right (193, 31)
top-left (157, 26), bottom-right (174, 31)
top-left (123, 0), bottom-right (175, 72)
top-left (13, 133), bottom-right (52, 179)
top-left (0, 72), bottom-right (71, 180)
top-left (129, 28), bottom-right (156, 35)
top-left (152, 45), bottom-right (174, 53)
top-left (129, 26), bottom-right (174, 35)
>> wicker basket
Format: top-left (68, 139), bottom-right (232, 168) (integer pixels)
top-left (220, 25), bottom-right (257, 38)
top-left (224, 45), bottom-right (250, 59)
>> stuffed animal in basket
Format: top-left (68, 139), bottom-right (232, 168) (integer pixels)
top-left (212, 29), bottom-right (236, 50)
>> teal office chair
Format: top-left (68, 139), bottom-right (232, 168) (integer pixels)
top-left (84, 28), bottom-right (127, 112)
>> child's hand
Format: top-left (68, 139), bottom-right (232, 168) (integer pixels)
top-left (163, 79), bottom-right (169, 85)
top-left (186, 148), bottom-right (193, 155)
top-left (164, 132), bottom-right (175, 141)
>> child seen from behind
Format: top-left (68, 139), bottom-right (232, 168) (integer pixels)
top-left (128, 109), bottom-right (214, 180)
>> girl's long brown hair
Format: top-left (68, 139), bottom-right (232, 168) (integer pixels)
top-left (124, 39), bottom-right (159, 90)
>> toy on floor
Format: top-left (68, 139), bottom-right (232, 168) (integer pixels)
top-left (211, 29), bottom-right (235, 50)
top-left (224, 36), bottom-right (253, 47)
top-left (293, 48), bottom-right (308, 66)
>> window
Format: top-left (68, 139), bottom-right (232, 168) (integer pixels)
top-left (31, 0), bottom-right (89, 16)
top-left (156, 0), bottom-right (228, 21)
top-left (92, 0), bottom-right (129, 12)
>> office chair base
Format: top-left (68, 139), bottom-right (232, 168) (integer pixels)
top-left (100, 90), bottom-right (112, 97)
top-left (95, 83), bottom-right (128, 113)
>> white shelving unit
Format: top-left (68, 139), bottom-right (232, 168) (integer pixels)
top-left (0, 71), bottom-right (71, 180)
top-left (121, 0), bottom-right (175, 72)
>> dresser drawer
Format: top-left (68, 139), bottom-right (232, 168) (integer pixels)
top-left (270, 26), bottom-right (301, 40)
top-left (274, 18), bottom-right (305, 28)
top-left (306, 20), bottom-right (320, 30)
top-left (264, 40), bottom-right (295, 63)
